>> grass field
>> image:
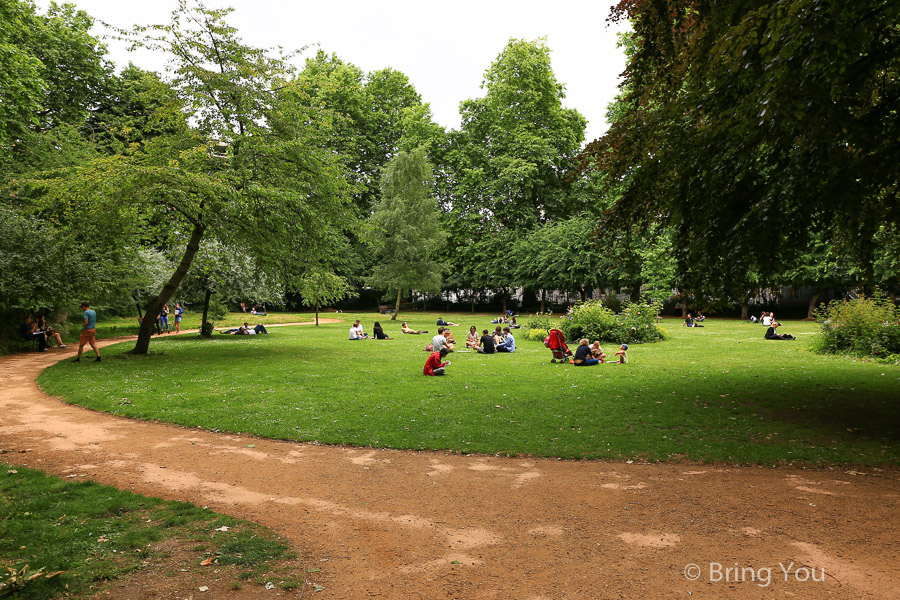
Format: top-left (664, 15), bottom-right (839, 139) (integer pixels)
top-left (38, 312), bottom-right (900, 466)
top-left (0, 463), bottom-right (301, 598)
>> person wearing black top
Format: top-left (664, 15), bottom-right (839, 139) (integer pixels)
top-left (573, 339), bottom-right (600, 365)
top-left (765, 322), bottom-right (794, 340)
top-left (477, 329), bottom-right (496, 354)
top-left (19, 316), bottom-right (49, 351)
top-left (372, 322), bottom-right (390, 340)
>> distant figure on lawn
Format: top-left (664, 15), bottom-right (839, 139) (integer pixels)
top-left (683, 313), bottom-right (703, 327)
top-left (436, 316), bottom-right (460, 326)
top-left (761, 312), bottom-right (773, 327)
top-left (372, 322), bottom-right (391, 340)
top-left (423, 347), bottom-right (451, 376)
top-left (401, 322), bottom-right (427, 334)
top-left (72, 302), bottom-right (100, 363)
top-left (477, 329), bottom-right (496, 354)
top-left (573, 339), bottom-right (600, 366)
top-left (765, 321), bottom-right (795, 340)
top-left (349, 319), bottom-right (368, 340)
top-left (173, 303), bottom-right (184, 334)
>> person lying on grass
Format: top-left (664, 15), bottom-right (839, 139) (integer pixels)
top-left (436, 316), bottom-right (460, 326)
top-left (401, 322), bottom-right (427, 334)
top-left (424, 347), bottom-right (451, 376)
top-left (573, 339), bottom-right (600, 366)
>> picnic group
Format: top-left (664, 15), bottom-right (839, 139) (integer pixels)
top-left (346, 314), bottom-right (629, 376)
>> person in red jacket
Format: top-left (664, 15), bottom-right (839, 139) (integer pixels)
top-left (423, 347), bottom-right (451, 376)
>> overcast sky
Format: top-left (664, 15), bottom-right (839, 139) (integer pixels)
top-left (47, 0), bottom-right (630, 145)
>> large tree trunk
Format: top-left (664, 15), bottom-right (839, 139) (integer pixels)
top-left (471, 295), bottom-right (475, 313)
top-left (740, 301), bottom-right (750, 320)
top-left (540, 289), bottom-right (546, 314)
top-left (630, 285), bottom-right (641, 302)
top-left (200, 288), bottom-right (212, 337)
top-left (131, 222), bottom-right (206, 354)
top-left (391, 287), bottom-right (401, 320)
top-left (806, 288), bottom-right (822, 320)
top-left (501, 292), bottom-right (507, 314)
top-left (315, 302), bottom-right (319, 326)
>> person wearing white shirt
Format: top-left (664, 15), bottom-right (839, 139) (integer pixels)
top-left (349, 320), bottom-right (367, 340)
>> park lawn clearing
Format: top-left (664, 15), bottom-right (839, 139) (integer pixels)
top-left (38, 313), bottom-right (900, 466)
top-left (0, 462), bottom-right (302, 599)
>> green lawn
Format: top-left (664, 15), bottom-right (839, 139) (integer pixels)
top-left (38, 313), bottom-right (900, 466)
top-left (0, 463), bottom-right (301, 598)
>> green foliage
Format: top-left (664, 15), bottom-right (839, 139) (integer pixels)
top-left (366, 148), bottom-right (446, 307)
top-left (297, 269), bottom-right (354, 324)
top-left (523, 328), bottom-right (549, 342)
top-left (560, 300), bottom-right (666, 345)
top-left (813, 296), bottom-right (900, 357)
top-left (591, 0), bottom-right (900, 292)
top-left (523, 314), bottom-right (554, 331)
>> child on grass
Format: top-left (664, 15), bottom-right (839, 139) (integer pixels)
top-left (615, 344), bottom-right (628, 364)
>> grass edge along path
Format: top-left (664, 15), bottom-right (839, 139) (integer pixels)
top-left (0, 461), bottom-right (303, 599)
top-left (37, 313), bottom-right (900, 467)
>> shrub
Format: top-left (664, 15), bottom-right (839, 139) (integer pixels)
top-left (524, 328), bottom-right (549, 342)
top-left (813, 295), bottom-right (900, 357)
top-left (523, 314), bottom-right (554, 331)
top-left (559, 300), bottom-right (666, 345)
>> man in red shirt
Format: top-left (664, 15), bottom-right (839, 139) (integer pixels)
top-left (423, 347), bottom-right (451, 376)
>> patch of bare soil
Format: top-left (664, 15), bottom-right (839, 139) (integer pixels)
top-left (1, 331), bottom-right (899, 599)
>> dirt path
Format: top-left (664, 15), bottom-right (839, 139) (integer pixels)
top-left (1, 331), bottom-right (899, 599)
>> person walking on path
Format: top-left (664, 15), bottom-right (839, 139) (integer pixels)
top-left (72, 302), bottom-right (100, 363)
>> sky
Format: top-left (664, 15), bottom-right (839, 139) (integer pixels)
top-left (47, 0), bottom-right (630, 145)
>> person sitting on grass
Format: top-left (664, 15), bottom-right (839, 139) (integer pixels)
top-left (465, 326), bottom-right (480, 349)
top-left (496, 327), bottom-right (516, 353)
top-left (349, 320), bottom-right (368, 340)
top-left (509, 316), bottom-right (521, 329)
top-left (683, 312), bottom-right (704, 327)
top-left (423, 347), bottom-right (451, 376)
top-left (590, 340), bottom-right (606, 362)
top-left (492, 325), bottom-right (504, 346)
top-left (19, 315), bottom-right (49, 352)
top-left (573, 339), bottom-right (600, 366)
top-left (615, 344), bottom-right (628, 364)
top-left (765, 321), bottom-right (795, 340)
top-left (436, 316), bottom-right (460, 326)
top-left (477, 329), bottom-right (496, 354)
top-left (432, 327), bottom-right (453, 352)
top-left (443, 328), bottom-right (457, 347)
top-left (372, 322), bottom-right (391, 339)
top-left (401, 321), bottom-right (427, 334)
top-left (761, 311), bottom-right (772, 327)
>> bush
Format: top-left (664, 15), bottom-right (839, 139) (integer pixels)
top-left (523, 314), bottom-right (554, 331)
top-left (524, 328), bottom-right (549, 342)
top-left (813, 295), bottom-right (900, 357)
top-left (559, 300), bottom-right (666, 345)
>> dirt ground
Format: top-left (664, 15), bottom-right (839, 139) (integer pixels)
top-left (1, 331), bottom-right (899, 599)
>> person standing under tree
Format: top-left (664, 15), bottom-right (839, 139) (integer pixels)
top-left (72, 302), bottom-right (100, 363)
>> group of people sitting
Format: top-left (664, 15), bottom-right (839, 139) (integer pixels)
top-left (239, 302), bottom-right (267, 316)
top-left (682, 312), bottom-right (705, 327)
top-left (749, 311), bottom-right (795, 340)
top-left (572, 339), bottom-right (628, 365)
top-left (221, 322), bottom-right (269, 335)
top-left (349, 320), bottom-right (392, 340)
top-left (462, 325), bottom-right (516, 354)
top-left (19, 315), bottom-right (67, 352)
top-left (490, 315), bottom-right (520, 328)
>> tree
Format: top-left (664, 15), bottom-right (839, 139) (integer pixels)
top-left (587, 0), bottom-right (900, 290)
top-left (297, 269), bottom-right (354, 326)
top-left (366, 148), bottom-right (446, 319)
top-left (17, 0), bottom-right (351, 354)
